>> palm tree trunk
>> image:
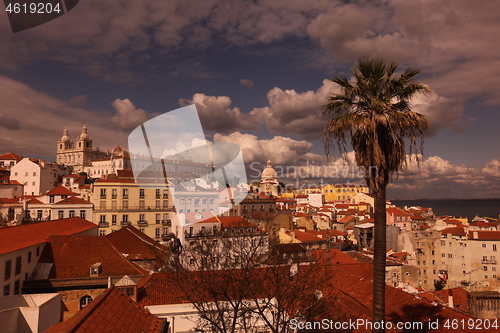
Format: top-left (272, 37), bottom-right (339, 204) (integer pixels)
top-left (372, 186), bottom-right (386, 332)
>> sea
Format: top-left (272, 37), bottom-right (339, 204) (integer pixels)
top-left (390, 199), bottom-right (500, 221)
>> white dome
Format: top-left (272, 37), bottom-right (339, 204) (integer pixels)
top-left (61, 127), bottom-right (70, 142)
top-left (262, 160), bottom-right (278, 179)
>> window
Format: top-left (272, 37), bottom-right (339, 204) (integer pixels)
top-left (112, 215), bottom-right (117, 225)
top-left (155, 201), bottom-right (160, 209)
top-left (441, 253), bottom-right (445, 258)
top-left (484, 266), bottom-right (488, 271)
top-left (122, 214), bottom-right (129, 223)
top-left (195, 199), bottom-right (200, 207)
top-left (3, 284), bottom-right (9, 296)
top-left (163, 200), bottom-right (168, 209)
top-left (123, 201), bottom-right (128, 209)
top-left (5, 260), bottom-right (12, 280)
top-left (112, 188), bottom-right (117, 199)
top-left (156, 189), bottom-right (160, 199)
top-left (139, 189), bottom-right (145, 199)
top-left (139, 200), bottom-right (145, 209)
top-left (448, 254), bottom-right (453, 259)
top-left (483, 243), bottom-right (487, 248)
top-left (49, 196), bottom-right (54, 203)
top-left (58, 210), bottom-right (64, 219)
top-left (155, 228), bottom-right (160, 238)
top-left (139, 214), bottom-right (145, 222)
top-left (100, 188), bottom-right (106, 199)
top-left (99, 230), bottom-right (106, 236)
top-left (156, 214), bottom-right (160, 224)
top-left (123, 188), bottom-right (128, 199)
top-left (494, 244), bottom-right (498, 252)
top-left (69, 210), bottom-right (75, 218)
top-left (100, 201), bottom-right (106, 210)
top-left (36, 247), bottom-right (40, 256)
top-left (163, 190), bottom-right (168, 199)
top-left (28, 252), bottom-right (31, 263)
top-left (15, 257), bottom-right (22, 275)
top-left (80, 296), bottom-right (93, 309)
top-left (80, 210), bottom-right (86, 219)
top-left (100, 215), bottom-right (106, 223)
top-left (111, 201), bottom-right (117, 210)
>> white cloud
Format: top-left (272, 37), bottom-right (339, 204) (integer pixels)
top-left (240, 79), bottom-right (254, 87)
top-left (0, 75), bottom-right (127, 158)
top-left (179, 93), bottom-right (260, 133)
top-left (111, 99), bottom-right (149, 130)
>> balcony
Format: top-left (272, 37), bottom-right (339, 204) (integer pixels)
top-left (121, 221), bottom-right (131, 226)
top-left (98, 222), bottom-right (109, 228)
top-left (491, 259), bottom-right (497, 265)
top-left (481, 259), bottom-right (489, 264)
top-left (162, 234), bottom-right (174, 241)
top-left (162, 219), bottom-right (171, 226)
top-left (95, 206), bottom-right (175, 212)
top-left (138, 220), bottom-right (148, 226)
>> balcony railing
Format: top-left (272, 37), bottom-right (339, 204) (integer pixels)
top-left (162, 219), bottom-right (171, 226)
top-left (121, 221), bottom-right (131, 226)
top-left (137, 220), bottom-right (148, 226)
top-left (98, 222), bottom-right (109, 228)
top-left (162, 233), bottom-right (174, 241)
top-left (491, 260), bottom-right (497, 264)
top-left (481, 259), bottom-right (489, 264)
top-left (95, 206), bottom-right (175, 212)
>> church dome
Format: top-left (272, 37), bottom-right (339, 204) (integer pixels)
top-left (61, 127), bottom-right (70, 142)
top-left (79, 124), bottom-right (89, 140)
top-left (261, 160), bottom-right (278, 180)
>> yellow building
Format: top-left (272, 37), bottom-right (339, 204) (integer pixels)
top-left (322, 184), bottom-right (369, 202)
top-left (91, 173), bottom-right (174, 241)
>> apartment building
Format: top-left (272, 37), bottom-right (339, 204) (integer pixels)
top-left (10, 158), bottom-right (69, 195)
top-left (401, 227), bottom-right (500, 291)
top-left (91, 174), bottom-right (174, 240)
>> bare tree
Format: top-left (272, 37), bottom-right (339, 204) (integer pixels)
top-left (166, 234), bottom-right (334, 333)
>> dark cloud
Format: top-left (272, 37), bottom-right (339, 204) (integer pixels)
top-left (0, 113), bottom-right (21, 130)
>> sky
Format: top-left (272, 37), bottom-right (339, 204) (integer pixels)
top-left (0, 0), bottom-right (500, 199)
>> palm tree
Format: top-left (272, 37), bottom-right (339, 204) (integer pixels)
top-left (322, 57), bottom-right (430, 330)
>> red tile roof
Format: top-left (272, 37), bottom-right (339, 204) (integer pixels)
top-left (54, 197), bottom-right (91, 205)
top-left (26, 198), bottom-right (44, 204)
top-left (292, 229), bottom-right (323, 243)
top-left (45, 185), bottom-right (79, 196)
top-left (0, 198), bottom-right (19, 204)
top-left (468, 230), bottom-right (500, 240)
top-left (46, 286), bottom-right (164, 333)
top-left (386, 207), bottom-right (411, 216)
top-left (106, 225), bottom-right (167, 261)
top-left (39, 235), bottom-right (147, 278)
top-left (441, 226), bottom-right (467, 236)
top-left (0, 218), bottom-right (97, 254)
top-left (0, 152), bottom-right (22, 161)
top-left (219, 216), bottom-right (257, 229)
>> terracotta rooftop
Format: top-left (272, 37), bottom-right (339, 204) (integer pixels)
top-left (219, 216), bottom-right (259, 229)
top-left (106, 225), bottom-right (167, 261)
top-left (468, 230), bottom-right (500, 241)
top-left (386, 207), bottom-right (411, 216)
top-left (54, 197), bottom-right (92, 205)
top-left (39, 235), bottom-right (147, 278)
top-left (45, 185), bottom-right (80, 196)
top-left (46, 286), bottom-right (165, 333)
top-left (0, 152), bottom-right (22, 161)
top-left (441, 226), bottom-right (467, 236)
top-left (0, 217), bottom-right (97, 254)
top-left (0, 197), bottom-right (20, 204)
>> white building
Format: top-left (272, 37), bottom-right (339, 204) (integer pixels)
top-left (0, 153), bottom-right (22, 170)
top-left (24, 185), bottom-right (93, 222)
top-left (259, 160), bottom-right (279, 197)
top-left (10, 158), bottom-right (69, 196)
top-left (56, 125), bottom-right (110, 173)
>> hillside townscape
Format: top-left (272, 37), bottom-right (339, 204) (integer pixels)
top-left (1, 127), bottom-right (499, 332)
